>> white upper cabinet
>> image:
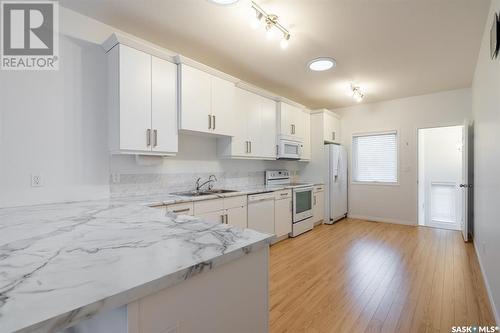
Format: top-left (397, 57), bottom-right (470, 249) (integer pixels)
top-left (179, 64), bottom-right (212, 134)
top-left (179, 64), bottom-right (236, 136)
top-left (311, 109), bottom-right (341, 144)
top-left (259, 97), bottom-right (278, 159)
top-left (217, 88), bottom-right (277, 159)
top-left (107, 44), bottom-right (177, 155)
top-left (278, 102), bottom-right (303, 137)
top-left (151, 56), bottom-right (178, 153)
top-left (211, 75), bottom-right (236, 136)
top-left (300, 111), bottom-right (311, 161)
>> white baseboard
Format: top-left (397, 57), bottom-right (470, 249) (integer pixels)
top-left (347, 214), bottom-right (416, 226)
top-left (473, 239), bottom-right (500, 325)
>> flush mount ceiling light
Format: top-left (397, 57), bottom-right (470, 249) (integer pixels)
top-left (351, 84), bottom-right (365, 103)
top-left (209, 0), bottom-right (239, 5)
top-left (308, 57), bottom-right (336, 71)
top-left (250, 1), bottom-right (291, 50)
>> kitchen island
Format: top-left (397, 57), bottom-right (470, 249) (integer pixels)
top-left (0, 196), bottom-right (272, 333)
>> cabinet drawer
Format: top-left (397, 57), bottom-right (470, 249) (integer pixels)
top-left (313, 185), bottom-right (324, 193)
top-left (274, 190), bottom-right (292, 200)
top-left (224, 195), bottom-right (247, 209)
top-left (166, 202), bottom-right (194, 216)
top-left (194, 198), bottom-right (224, 215)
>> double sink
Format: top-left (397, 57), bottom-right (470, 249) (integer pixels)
top-left (173, 189), bottom-right (239, 197)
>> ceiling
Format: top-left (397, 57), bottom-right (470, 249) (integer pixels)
top-left (60, 0), bottom-right (491, 109)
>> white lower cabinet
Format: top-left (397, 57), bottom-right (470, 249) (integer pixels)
top-left (274, 190), bottom-right (292, 238)
top-left (312, 185), bottom-right (325, 224)
top-left (165, 202), bottom-right (194, 216)
top-left (197, 210), bottom-right (225, 224)
top-left (225, 205), bottom-right (247, 228)
top-left (194, 196), bottom-right (247, 228)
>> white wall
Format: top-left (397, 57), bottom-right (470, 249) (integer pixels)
top-left (334, 88), bottom-right (471, 225)
top-left (0, 7), bottom-right (301, 208)
top-left (418, 126), bottom-right (462, 228)
top-left (471, 0), bottom-right (500, 323)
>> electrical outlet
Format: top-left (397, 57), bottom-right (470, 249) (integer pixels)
top-left (111, 173), bottom-right (120, 184)
top-left (31, 174), bottom-right (43, 187)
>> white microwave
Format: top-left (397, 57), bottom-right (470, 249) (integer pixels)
top-left (277, 136), bottom-right (303, 160)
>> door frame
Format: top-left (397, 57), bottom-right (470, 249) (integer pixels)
top-left (415, 124), bottom-right (466, 234)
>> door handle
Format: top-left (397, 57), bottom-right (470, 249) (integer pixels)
top-left (146, 129), bottom-right (151, 146)
top-left (153, 129), bottom-right (158, 147)
top-left (212, 115), bottom-right (216, 130)
top-left (459, 184), bottom-right (472, 188)
top-left (172, 208), bottom-right (190, 213)
top-left (208, 114), bottom-right (212, 130)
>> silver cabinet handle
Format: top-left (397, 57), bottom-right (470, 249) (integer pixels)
top-left (208, 114), bottom-right (212, 129)
top-left (221, 214), bottom-right (225, 224)
top-left (290, 200), bottom-right (293, 211)
top-left (146, 129), bottom-right (151, 146)
top-left (153, 129), bottom-right (158, 147)
top-left (332, 132), bottom-right (335, 141)
top-left (212, 115), bottom-right (216, 130)
top-left (225, 214), bottom-right (229, 224)
top-left (249, 141), bottom-right (252, 153)
top-left (172, 208), bottom-right (190, 213)
top-left (313, 195), bottom-right (317, 205)
top-left (246, 141), bottom-right (249, 154)
top-left (290, 124), bottom-right (293, 135)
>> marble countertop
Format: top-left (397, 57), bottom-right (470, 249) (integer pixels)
top-left (128, 183), bottom-right (326, 207)
top-left (0, 196), bottom-right (273, 333)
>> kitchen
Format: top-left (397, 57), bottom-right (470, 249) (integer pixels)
top-left (1, 0), bottom-right (500, 332)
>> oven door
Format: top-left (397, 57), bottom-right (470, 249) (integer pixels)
top-left (277, 139), bottom-right (303, 160)
top-left (293, 187), bottom-right (313, 223)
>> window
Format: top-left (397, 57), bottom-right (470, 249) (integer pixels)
top-left (352, 131), bottom-right (398, 183)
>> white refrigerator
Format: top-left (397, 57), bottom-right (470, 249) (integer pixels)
top-left (324, 144), bottom-right (348, 224)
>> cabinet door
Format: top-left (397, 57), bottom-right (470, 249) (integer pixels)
top-left (151, 56), bottom-right (178, 153)
top-left (275, 198), bottom-right (292, 238)
top-left (246, 93), bottom-right (261, 157)
top-left (211, 76), bottom-right (236, 136)
top-left (118, 44), bottom-right (151, 151)
top-left (313, 191), bottom-right (325, 223)
top-left (259, 97), bottom-right (277, 159)
top-left (279, 103), bottom-right (293, 136)
top-left (196, 210), bottom-right (225, 224)
top-left (226, 206), bottom-right (247, 228)
top-left (301, 111), bottom-right (311, 160)
top-left (230, 89), bottom-right (251, 156)
top-left (180, 65), bottom-right (212, 133)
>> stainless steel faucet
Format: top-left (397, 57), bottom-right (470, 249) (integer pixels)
top-left (195, 175), bottom-right (218, 191)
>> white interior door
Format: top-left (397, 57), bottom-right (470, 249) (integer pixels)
top-left (461, 120), bottom-right (469, 241)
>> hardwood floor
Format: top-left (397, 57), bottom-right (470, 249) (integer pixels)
top-left (269, 218), bottom-right (495, 333)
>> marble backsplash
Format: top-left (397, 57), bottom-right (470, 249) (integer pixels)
top-left (110, 170), bottom-right (298, 198)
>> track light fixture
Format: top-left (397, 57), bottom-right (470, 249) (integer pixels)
top-left (250, 1), bottom-right (291, 49)
top-left (351, 84), bottom-right (364, 103)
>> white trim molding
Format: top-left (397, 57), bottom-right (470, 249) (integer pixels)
top-left (347, 214), bottom-right (416, 226)
top-left (473, 239), bottom-right (500, 325)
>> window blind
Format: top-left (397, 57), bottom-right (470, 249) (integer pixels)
top-left (352, 132), bottom-right (398, 183)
